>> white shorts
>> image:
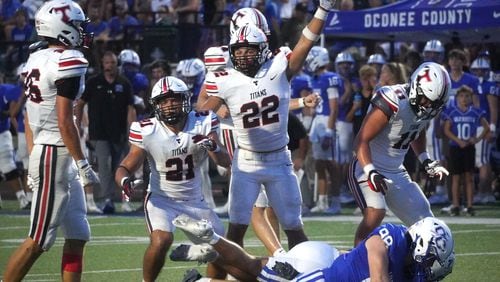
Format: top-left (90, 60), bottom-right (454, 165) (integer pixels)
top-left (347, 158), bottom-right (433, 226)
top-left (144, 192), bottom-right (224, 236)
top-left (28, 146), bottom-right (89, 250)
top-left (334, 121), bottom-right (353, 164)
top-left (0, 130), bottom-right (17, 173)
top-left (15, 132), bottom-right (29, 169)
top-left (309, 115), bottom-right (334, 161)
top-left (475, 126), bottom-right (492, 167)
top-left (229, 147), bottom-right (303, 230)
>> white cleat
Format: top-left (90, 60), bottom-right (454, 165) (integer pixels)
top-left (173, 214), bottom-right (215, 244)
top-left (121, 201), bottom-right (134, 212)
top-left (169, 244), bottom-right (218, 263)
top-left (87, 201), bottom-right (103, 214)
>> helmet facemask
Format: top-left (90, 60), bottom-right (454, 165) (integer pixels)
top-left (409, 84), bottom-right (445, 121)
top-left (151, 90), bottom-right (191, 125)
top-left (230, 43), bottom-right (263, 77)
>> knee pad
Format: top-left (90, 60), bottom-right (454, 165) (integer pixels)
top-left (4, 169), bottom-right (20, 181)
top-left (61, 253), bottom-right (83, 273)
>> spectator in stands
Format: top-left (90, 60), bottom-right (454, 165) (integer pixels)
top-left (443, 85), bottom-right (489, 216)
top-left (75, 51), bottom-right (137, 213)
top-left (108, 0), bottom-right (140, 40)
top-left (173, 0), bottom-right (202, 60)
top-left (378, 62), bottom-right (408, 87)
top-left (347, 64), bottom-right (377, 136)
top-left (255, 0), bottom-right (281, 51)
top-left (1, 0), bottom-right (22, 40)
top-left (280, 2), bottom-right (308, 50)
top-left (86, 4), bottom-right (110, 42)
top-left (3, 8), bottom-right (33, 71)
top-left (403, 49), bottom-right (423, 73)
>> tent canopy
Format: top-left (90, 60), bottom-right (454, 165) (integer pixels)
top-left (323, 0), bottom-right (500, 43)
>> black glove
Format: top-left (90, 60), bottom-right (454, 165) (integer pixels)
top-left (367, 170), bottom-right (392, 195)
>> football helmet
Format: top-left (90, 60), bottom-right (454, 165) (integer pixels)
top-left (179, 58), bottom-right (206, 91)
top-left (408, 62), bottom-right (450, 121)
top-left (408, 217), bottom-right (455, 281)
top-left (367, 53), bottom-right (386, 65)
top-left (204, 46), bottom-right (230, 72)
top-left (470, 57), bottom-right (491, 81)
top-left (305, 46), bottom-right (329, 74)
top-left (150, 76), bottom-right (192, 125)
top-left (118, 49), bottom-right (141, 79)
top-left (229, 24), bottom-right (270, 77)
top-left (423, 40), bottom-right (445, 63)
top-left (334, 52), bottom-right (355, 76)
top-left (230, 7), bottom-right (270, 36)
top-left (35, 0), bottom-right (92, 48)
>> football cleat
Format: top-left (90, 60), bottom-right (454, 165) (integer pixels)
top-left (173, 214), bottom-right (215, 244)
top-left (170, 244), bottom-right (218, 263)
top-left (181, 268), bottom-right (203, 282)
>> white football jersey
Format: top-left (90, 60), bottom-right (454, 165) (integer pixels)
top-left (205, 47), bottom-right (292, 152)
top-left (129, 111), bottom-right (219, 200)
top-left (24, 48), bottom-right (87, 146)
top-left (368, 84), bottom-right (430, 172)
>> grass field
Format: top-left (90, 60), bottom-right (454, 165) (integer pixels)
top-left (1, 201), bottom-right (500, 282)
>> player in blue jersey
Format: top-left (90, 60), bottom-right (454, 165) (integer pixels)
top-left (305, 46), bottom-right (341, 214)
top-left (175, 215), bottom-right (455, 282)
top-left (470, 57), bottom-right (498, 205)
top-left (443, 85), bottom-right (490, 216)
top-left (118, 49), bottom-right (150, 119)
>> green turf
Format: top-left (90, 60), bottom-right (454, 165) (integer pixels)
top-left (1, 200), bottom-right (500, 281)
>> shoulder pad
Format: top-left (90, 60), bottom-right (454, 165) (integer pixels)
top-left (136, 118), bottom-right (158, 136)
top-left (57, 49), bottom-right (88, 79)
top-left (371, 86), bottom-right (400, 117)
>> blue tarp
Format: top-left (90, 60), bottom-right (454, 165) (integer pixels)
top-left (324, 0), bottom-right (500, 43)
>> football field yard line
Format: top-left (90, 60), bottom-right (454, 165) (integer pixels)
top-left (22, 251), bottom-right (500, 279)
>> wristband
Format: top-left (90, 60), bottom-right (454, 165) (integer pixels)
top-left (120, 176), bottom-right (129, 187)
top-left (490, 123), bottom-right (496, 132)
top-left (314, 7), bottom-right (328, 20)
top-left (363, 163), bottom-right (376, 176)
top-left (298, 97), bottom-right (305, 108)
top-left (76, 159), bottom-right (89, 169)
top-left (418, 152), bottom-right (431, 163)
top-left (302, 27), bottom-right (320, 42)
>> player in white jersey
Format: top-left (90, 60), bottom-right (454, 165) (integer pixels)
top-left (199, 0), bottom-right (338, 250)
top-left (3, 1), bottom-right (99, 281)
top-left (348, 62), bottom-right (451, 245)
top-left (115, 76), bottom-right (230, 282)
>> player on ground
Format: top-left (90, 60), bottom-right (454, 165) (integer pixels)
top-left (3, 1), bottom-right (99, 280)
top-left (348, 62), bottom-right (451, 245)
top-left (115, 76), bottom-right (230, 282)
top-left (175, 214), bottom-right (455, 282)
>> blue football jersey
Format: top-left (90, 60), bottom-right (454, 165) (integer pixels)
top-left (448, 72), bottom-right (480, 108)
top-left (0, 83), bottom-right (22, 133)
top-left (311, 71), bottom-right (342, 117)
top-left (444, 105), bottom-right (485, 147)
top-left (290, 73), bottom-right (312, 115)
top-left (477, 79), bottom-right (497, 122)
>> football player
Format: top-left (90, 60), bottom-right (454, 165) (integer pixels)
top-left (3, 1), bottom-right (99, 281)
top-left (115, 76), bottom-right (230, 282)
top-left (348, 62), bottom-right (450, 245)
top-left (118, 49), bottom-right (150, 119)
top-left (305, 46), bottom-right (341, 214)
top-left (175, 215), bottom-right (455, 282)
top-left (198, 0), bottom-right (338, 250)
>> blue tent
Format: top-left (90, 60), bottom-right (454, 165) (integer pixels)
top-left (323, 0), bottom-right (500, 43)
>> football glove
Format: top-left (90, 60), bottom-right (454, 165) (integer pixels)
top-left (76, 159), bottom-right (99, 187)
top-left (192, 135), bottom-right (219, 152)
top-left (120, 176), bottom-right (144, 202)
top-left (319, 0), bottom-right (337, 11)
top-left (422, 159), bottom-right (449, 180)
top-left (27, 174), bottom-right (35, 190)
top-left (367, 170), bottom-right (392, 195)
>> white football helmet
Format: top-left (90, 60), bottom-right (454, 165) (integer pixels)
top-left (118, 49), bottom-right (141, 67)
top-left (203, 46), bottom-right (230, 72)
top-left (229, 24), bottom-right (270, 77)
top-left (150, 76), bottom-right (192, 125)
top-left (408, 62), bottom-right (450, 121)
top-left (423, 40), bottom-right (445, 63)
top-left (230, 7), bottom-right (270, 36)
top-left (408, 217), bottom-right (455, 281)
top-left (470, 57), bottom-right (491, 81)
top-left (179, 58), bottom-right (206, 91)
top-left (335, 52), bottom-right (355, 76)
top-left (35, 0), bottom-right (92, 47)
top-left (367, 53), bottom-right (386, 65)
top-left (305, 46), bottom-right (330, 74)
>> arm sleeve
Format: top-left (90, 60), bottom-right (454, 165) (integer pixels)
top-left (56, 76), bottom-right (82, 100)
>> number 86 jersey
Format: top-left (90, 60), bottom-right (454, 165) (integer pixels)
top-left (204, 48), bottom-right (291, 152)
top-left (369, 85), bottom-right (430, 173)
top-left (129, 112), bottom-right (219, 200)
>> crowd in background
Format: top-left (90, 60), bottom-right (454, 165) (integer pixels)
top-left (0, 0), bottom-right (499, 216)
